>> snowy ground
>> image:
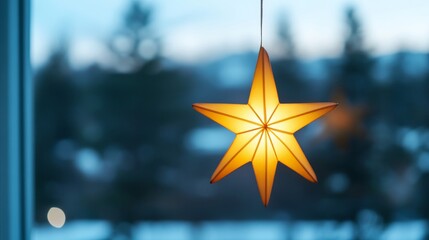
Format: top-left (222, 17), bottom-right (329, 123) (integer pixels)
top-left (33, 220), bottom-right (428, 240)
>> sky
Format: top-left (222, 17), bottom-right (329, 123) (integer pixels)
top-left (32, 0), bottom-right (429, 68)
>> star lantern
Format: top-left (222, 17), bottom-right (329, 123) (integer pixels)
top-left (193, 47), bottom-right (337, 206)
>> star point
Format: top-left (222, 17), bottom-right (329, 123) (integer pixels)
top-left (193, 46), bottom-right (337, 205)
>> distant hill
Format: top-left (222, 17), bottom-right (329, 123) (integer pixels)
top-left (167, 50), bottom-right (429, 88)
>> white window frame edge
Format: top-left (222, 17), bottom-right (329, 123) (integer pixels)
top-left (0, 0), bottom-right (33, 239)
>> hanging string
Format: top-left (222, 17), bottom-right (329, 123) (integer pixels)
top-left (260, 0), bottom-right (263, 46)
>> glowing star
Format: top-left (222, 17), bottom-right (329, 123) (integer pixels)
top-left (193, 47), bottom-right (338, 206)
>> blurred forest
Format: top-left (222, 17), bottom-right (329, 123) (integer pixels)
top-left (35, 1), bottom-right (429, 227)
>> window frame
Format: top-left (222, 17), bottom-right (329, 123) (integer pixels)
top-left (0, 0), bottom-right (33, 239)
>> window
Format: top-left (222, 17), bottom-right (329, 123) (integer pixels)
top-left (0, 0), bottom-right (32, 239)
top-left (2, 0), bottom-right (429, 239)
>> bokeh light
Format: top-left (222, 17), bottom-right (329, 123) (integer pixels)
top-left (47, 207), bottom-right (66, 228)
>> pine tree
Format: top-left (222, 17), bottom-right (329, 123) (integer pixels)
top-left (273, 13), bottom-right (306, 102)
top-left (339, 7), bottom-right (373, 104)
top-left (109, 0), bottom-right (159, 71)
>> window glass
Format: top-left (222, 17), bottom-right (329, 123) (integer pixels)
top-left (33, 0), bottom-right (429, 239)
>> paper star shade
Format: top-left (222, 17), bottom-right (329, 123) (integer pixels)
top-left (193, 47), bottom-right (337, 206)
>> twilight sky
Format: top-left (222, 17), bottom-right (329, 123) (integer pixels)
top-left (32, 0), bottom-right (429, 67)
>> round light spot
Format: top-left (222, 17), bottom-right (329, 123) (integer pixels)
top-left (47, 207), bottom-right (66, 228)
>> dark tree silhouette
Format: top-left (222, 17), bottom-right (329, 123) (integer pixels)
top-left (273, 13), bottom-right (306, 103)
top-left (339, 7), bottom-right (374, 104)
top-left (277, 13), bottom-right (295, 60)
top-left (34, 43), bottom-right (81, 221)
top-left (109, 0), bottom-right (159, 71)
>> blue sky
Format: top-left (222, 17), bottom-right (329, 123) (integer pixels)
top-left (32, 0), bottom-right (429, 67)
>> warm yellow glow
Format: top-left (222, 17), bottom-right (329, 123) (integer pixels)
top-left (47, 207), bottom-right (66, 228)
top-left (193, 47), bottom-right (337, 206)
